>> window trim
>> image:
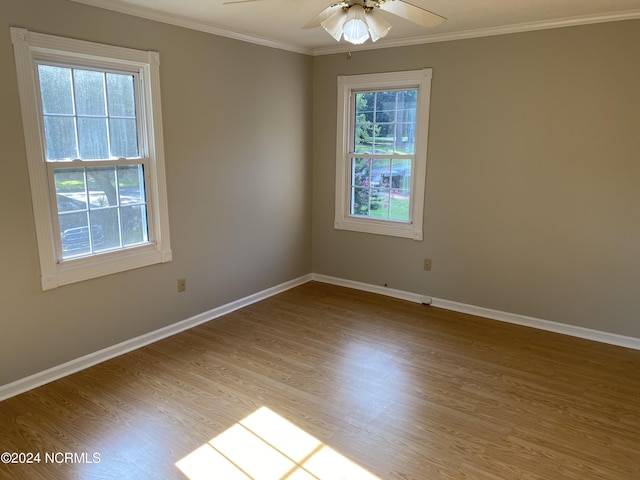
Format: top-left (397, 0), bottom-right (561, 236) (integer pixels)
top-left (334, 69), bottom-right (432, 241)
top-left (11, 27), bottom-right (172, 290)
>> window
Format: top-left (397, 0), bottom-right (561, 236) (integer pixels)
top-left (11, 28), bottom-right (171, 290)
top-left (334, 69), bottom-right (432, 240)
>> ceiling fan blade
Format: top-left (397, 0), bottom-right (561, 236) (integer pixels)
top-left (222, 0), bottom-right (262, 4)
top-left (302, 3), bottom-right (346, 29)
top-left (379, 0), bottom-right (446, 29)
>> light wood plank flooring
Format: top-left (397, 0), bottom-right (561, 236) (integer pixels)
top-left (1, 281), bottom-right (639, 479)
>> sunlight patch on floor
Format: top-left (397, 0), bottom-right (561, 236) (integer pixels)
top-left (176, 406), bottom-right (381, 480)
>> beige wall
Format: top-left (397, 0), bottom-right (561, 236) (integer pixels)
top-left (0, 0), bottom-right (312, 385)
top-left (312, 21), bottom-right (640, 338)
top-left (1, 0), bottom-right (638, 388)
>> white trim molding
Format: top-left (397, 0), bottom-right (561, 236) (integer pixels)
top-left (3, 272), bottom-right (638, 401)
top-left (334, 69), bottom-right (431, 241)
top-left (67, 0), bottom-right (312, 55)
top-left (429, 298), bottom-right (640, 351)
top-left (312, 274), bottom-right (428, 304)
top-left (65, 1), bottom-right (640, 56)
top-left (11, 28), bottom-right (172, 290)
top-left (311, 274), bottom-right (640, 351)
top-left (0, 274), bottom-right (312, 402)
top-left (313, 10), bottom-right (640, 55)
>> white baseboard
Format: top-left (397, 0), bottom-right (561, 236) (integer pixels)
top-left (0, 274), bottom-right (312, 402)
top-left (3, 272), bottom-right (638, 401)
top-left (311, 274), bottom-right (640, 351)
top-left (430, 297), bottom-right (640, 351)
top-left (311, 274), bottom-right (430, 304)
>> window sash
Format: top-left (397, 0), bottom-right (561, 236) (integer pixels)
top-left (46, 159), bottom-right (153, 262)
top-left (347, 153), bottom-right (414, 223)
top-left (36, 59), bottom-right (152, 262)
top-left (349, 88), bottom-right (419, 157)
top-left (35, 60), bottom-right (145, 162)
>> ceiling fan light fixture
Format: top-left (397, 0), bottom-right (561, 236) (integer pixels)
top-left (321, 8), bottom-right (348, 41)
top-left (321, 4), bottom-right (392, 45)
top-left (366, 9), bottom-right (392, 42)
top-left (304, 0), bottom-right (445, 46)
top-left (343, 6), bottom-right (370, 44)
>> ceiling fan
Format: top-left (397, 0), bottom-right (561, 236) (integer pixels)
top-left (223, 0), bottom-right (446, 45)
top-left (304, 0), bottom-right (446, 45)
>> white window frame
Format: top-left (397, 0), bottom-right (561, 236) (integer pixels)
top-left (334, 69), bottom-right (432, 241)
top-left (11, 27), bottom-right (172, 290)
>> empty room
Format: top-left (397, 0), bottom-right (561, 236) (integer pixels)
top-left (1, 0), bottom-right (639, 478)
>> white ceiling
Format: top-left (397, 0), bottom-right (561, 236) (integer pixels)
top-left (69, 0), bottom-right (640, 55)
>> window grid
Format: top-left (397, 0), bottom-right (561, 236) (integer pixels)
top-left (49, 160), bottom-right (149, 261)
top-left (353, 89), bottom-right (417, 156)
top-left (37, 63), bottom-right (140, 162)
top-left (349, 155), bottom-right (413, 222)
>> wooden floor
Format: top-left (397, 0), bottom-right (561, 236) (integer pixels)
top-left (1, 282), bottom-right (639, 479)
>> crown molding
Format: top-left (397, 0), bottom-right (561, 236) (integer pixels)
top-left (67, 1), bottom-right (640, 56)
top-left (67, 0), bottom-right (313, 55)
top-left (312, 9), bottom-right (640, 55)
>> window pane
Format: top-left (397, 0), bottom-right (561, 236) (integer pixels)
top-left (370, 188), bottom-right (390, 218)
top-left (44, 116), bottom-right (78, 160)
top-left (87, 166), bottom-right (117, 207)
top-left (375, 91), bottom-right (396, 123)
top-left (395, 123), bottom-right (415, 154)
top-left (54, 168), bottom-right (87, 213)
top-left (90, 208), bottom-right (119, 252)
top-left (118, 165), bottom-right (145, 205)
top-left (352, 158), bottom-right (370, 187)
top-left (59, 211), bottom-right (90, 258)
top-left (390, 159), bottom-right (411, 221)
top-left (354, 93), bottom-right (375, 154)
top-left (389, 196), bottom-right (409, 221)
top-left (397, 90), bottom-right (417, 113)
top-left (74, 69), bottom-right (106, 116)
top-left (397, 107), bottom-right (416, 123)
top-left (373, 92), bottom-right (394, 155)
top-left (109, 118), bottom-right (139, 158)
top-left (107, 73), bottom-right (136, 117)
top-left (38, 65), bottom-right (73, 115)
top-left (370, 159), bottom-right (391, 218)
top-left (351, 158), bottom-right (371, 216)
top-left (78, 118), bottom-right (109, 159)
top-left (121, 205), bottom-right (148, 246)
top-left (355, 92), bottom-right (374, 118)
top-left (354, 123), bottom-right (376, 154)
top-left (371, 158), bottom-right (390, 189)
top-left (351, 187), bottom-right (369, 216)
top-left (395, 90), bottom-right (417, 154)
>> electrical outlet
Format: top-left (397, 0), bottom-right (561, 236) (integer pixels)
top-left (423, 258), bottom-right (432, 271)
top-left (177, 278), bottom-right (186, 292)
